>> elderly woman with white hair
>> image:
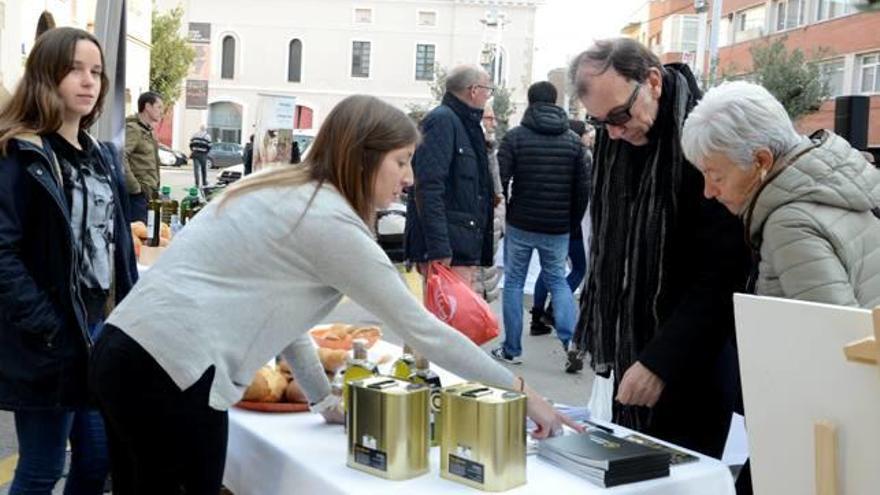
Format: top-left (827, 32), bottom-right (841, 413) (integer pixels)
top-left (681, 81), bottom-right (880, 307)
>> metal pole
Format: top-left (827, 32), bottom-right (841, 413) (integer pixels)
top-left (93, 0), bottom-right (127, 146)
top-left (694, 12), bottom-right (708, 85)
top-left (708, 0), bottom-right (723, 86)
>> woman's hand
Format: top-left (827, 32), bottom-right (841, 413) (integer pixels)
top-left (320, 404), bottom-right (345, 425)
top-left (522, 383), bottom-right (584, 439)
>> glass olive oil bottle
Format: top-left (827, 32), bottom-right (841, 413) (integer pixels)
top-left (342, 339), bottom-right (379, 412)
top-left (409, 354), bottom-right (442, 446)
top-left (390, 344), bottom-right (416, 381)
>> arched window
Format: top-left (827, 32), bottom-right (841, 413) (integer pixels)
top-left (221, 35), bottom-right (236, 79)
top-left (288, 39), bottom-right (302, 82)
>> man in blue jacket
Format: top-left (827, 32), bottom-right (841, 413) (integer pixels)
top-left (492, 82), bottom-right (589, 366)
top-left (405, 65), bottom-right (496, 285)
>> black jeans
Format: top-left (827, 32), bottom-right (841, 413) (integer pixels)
top-left (90, 325), bottom-right (228, 495)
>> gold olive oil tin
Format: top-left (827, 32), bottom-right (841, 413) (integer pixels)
top-left (346, 376), bottom-right (430, 480)
top-left (440, 382), bottom-right (527, 491)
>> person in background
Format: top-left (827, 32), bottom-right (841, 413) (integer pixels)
top-left (90, 95), bottom-right (581, 493)
top-left (290, 140), bottom-right (302, 164)
top-left (0, 27), bottom-right (137, 494)
top-left (493, 81), bottom-right (589, 366)
top-left (189, 125), bottom-right (212, 188)
top-left (404, 65), bottom-right (496, 285)
top-left (472, 101), bottom-right (505, 302)
top-left (529, 119), bottom-right (592, 373)
top-left (569, 38), bottom-right (750, 458)
top-left (124, 91), bottom-right (163, 222)
top-left (243, 133), bottom-right (254, 176)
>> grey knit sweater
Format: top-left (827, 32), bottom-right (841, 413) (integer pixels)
top-left (107, 181), bottom-right (513, 410)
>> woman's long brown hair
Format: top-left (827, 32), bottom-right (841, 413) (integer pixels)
top-left (0, 27), bottom-right (109, 154)
top-left (221, 95), bottom-right (419, 226)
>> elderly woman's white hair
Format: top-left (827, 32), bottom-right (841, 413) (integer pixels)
top-left (681, 81), bottom-right (803, 170)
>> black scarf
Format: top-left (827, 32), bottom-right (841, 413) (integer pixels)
top-left (574, 64), bottom-right (702, 430)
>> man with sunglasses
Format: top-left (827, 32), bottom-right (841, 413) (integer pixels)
top-left (405, 65), bottom-right (497, 287)
top-left (568, 38), bottom-right (750, 460)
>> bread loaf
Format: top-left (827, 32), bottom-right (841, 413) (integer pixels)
top-left (284, 379), bottom-right (308, 403)
top-left (242, 366), bottom-right (287, 402)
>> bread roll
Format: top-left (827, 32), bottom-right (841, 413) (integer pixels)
top-left (131, 221), bottom-right (148, 240)
top-left (324, 323), bottom-right (352, 341)
top-left (277, 359), bottom-right (293, 380)
top-left (284, 379), bottom-right (308, 403)
top-left (242, 366), bottom-right (288, 402)
top-left (317, 347), bottom-right (348, 373)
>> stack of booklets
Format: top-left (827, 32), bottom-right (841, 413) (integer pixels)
top-left (538, 430), bottom-right (672, 487)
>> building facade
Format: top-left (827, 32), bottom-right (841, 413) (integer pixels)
top-left (629, 0), bottom-right (880, 145)
top-left (157, 0), bottom-right (539, 150)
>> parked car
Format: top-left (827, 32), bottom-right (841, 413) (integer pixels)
top-left (207, 142), bottom-right (244, 168)
top-left (158, 144), bottom-right (187, 167)
top-left (215, 130), bottom-right (317, 185)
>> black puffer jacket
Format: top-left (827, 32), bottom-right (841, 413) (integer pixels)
top-left (499, 103), bottom-right (589, 234)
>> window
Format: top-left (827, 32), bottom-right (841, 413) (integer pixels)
top-left (415, 44), bottom-right (435, 81)
top-left (818, 58), bottom-right (845, 97)
top-left (717, 15), bottom-right (732, 48)
top-left (221, 35), bottom-right (235, 79)
top-left (734, 6), bottom-right (766, 43)
top-left (773, 0), bottom-right (805, 32)
top-left (816, 0), bottom-right (855, 21)
top-left (351, 41), bottom-right (371, 78)
top-left (661, 14), bottom-right (700, 53)
top-left (287, 39), bottom-right (302, 82)
top-left (418, 11), bottom-right (437, 26)
top-left (858, 53), bottom-right (880, 93)
top-left (354, 8), bottom-right (372, 24)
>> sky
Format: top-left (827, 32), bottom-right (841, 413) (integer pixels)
top-left (531, 0), bottom-right (648, 80)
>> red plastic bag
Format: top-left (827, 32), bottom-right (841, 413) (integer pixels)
top-left (424, 263), bottom-right (499, 346)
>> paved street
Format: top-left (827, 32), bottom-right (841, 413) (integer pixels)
top-left (0, 165), bottom-right (592, 492)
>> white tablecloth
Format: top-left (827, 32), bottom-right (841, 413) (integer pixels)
top-left (223, 342), bottom-right (735, 495)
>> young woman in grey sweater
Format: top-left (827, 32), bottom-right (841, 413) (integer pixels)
top-left (90, 95), bottom-right (580, 493)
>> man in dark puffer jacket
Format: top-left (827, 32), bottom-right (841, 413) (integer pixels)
top-left (491, 81), bottom-right (589, 366)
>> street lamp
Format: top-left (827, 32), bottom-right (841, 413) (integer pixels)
top-left (479, 7), bottom-right (508, 86)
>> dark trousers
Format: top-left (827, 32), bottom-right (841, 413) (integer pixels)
top-left (90, 325), bottom-right (228, 495)
top-left (191, 153), bottom-right (208, 188)
top-left (11, 322), bottom-right (109, 495)
top-left (533, 235), bottom-right (587, 311)
top-left (128, 194), bottom-right (147, 224)
top-left (11, 409), bottom-right (108, 495)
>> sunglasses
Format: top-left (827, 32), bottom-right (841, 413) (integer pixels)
top-left (586, 83), bottom-right (641, 128)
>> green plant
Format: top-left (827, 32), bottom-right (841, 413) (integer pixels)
top-left (492, 85), bottom-right (516, 140)
top-left (746, 37), bottom-right (830, 120)
top-left (149, 6), bottom-right (195, 113)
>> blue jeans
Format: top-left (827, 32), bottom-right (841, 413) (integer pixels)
top-left (533, 236), bottom-right (587, 311)
top-left (10, 322), bottom-right (109, 495)
top-left (502, 225), bottom-right (576, 357)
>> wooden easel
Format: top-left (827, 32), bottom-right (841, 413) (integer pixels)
top-left (815, 307), bottom-right (880, 495)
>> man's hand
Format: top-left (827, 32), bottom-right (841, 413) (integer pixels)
top-left (616, 361), bottom-right (665, 407)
